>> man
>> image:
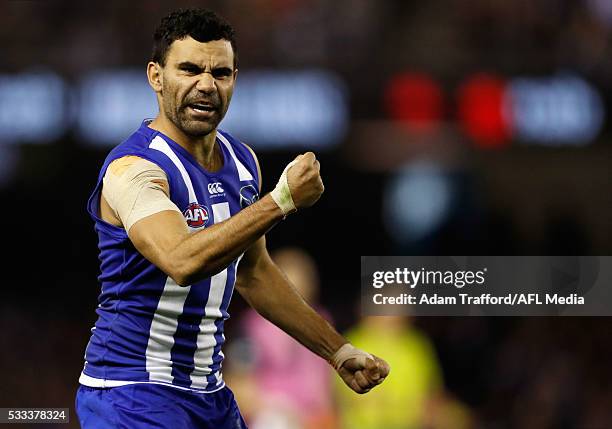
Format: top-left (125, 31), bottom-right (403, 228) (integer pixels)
top-left (76, 8), bottom-right (389, 428)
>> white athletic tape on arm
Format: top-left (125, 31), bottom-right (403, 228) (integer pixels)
top-left (102, 157), bottom-right (182, 232)
top-left (270, 159), bottom-right (298, 217)
top-left (331, 343), bottom-right (373, 371)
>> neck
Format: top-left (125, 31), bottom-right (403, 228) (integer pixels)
top-left (148, 115), bottom-right (221, 172)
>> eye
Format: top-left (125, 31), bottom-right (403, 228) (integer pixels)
top-left (212, 68), bottom-right (233, 79)
top-left (178, 64), bottom-right (201, 75)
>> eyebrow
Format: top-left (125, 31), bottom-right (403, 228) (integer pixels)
top-left (177, 61), bottom-right (202, 71)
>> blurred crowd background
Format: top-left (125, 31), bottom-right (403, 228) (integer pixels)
top-left (1, 1), bottom-right (611, 428)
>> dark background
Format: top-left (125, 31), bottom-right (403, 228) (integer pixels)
top-left (1, 1), bottom-right (611, 428)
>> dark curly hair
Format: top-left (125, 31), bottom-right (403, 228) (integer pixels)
top-left (152, 8), bottom-right (238, 68)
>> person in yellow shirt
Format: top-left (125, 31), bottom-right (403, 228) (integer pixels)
top-left (335, 316), bottom-right (471, 429)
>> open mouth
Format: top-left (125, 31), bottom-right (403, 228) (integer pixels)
top-left (188, 102), bottom-right (216, 112)
top-left (189, 103), bottom-right (216, 113)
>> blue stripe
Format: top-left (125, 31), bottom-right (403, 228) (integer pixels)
top-left (169, 278), bottom-right (213, 388)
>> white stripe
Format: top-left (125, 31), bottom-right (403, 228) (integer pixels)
top-left (79, 372), bottom-right (226, 393)
top-left (217, 133), bottom-right (253, 181)
top-left (149, 136), bottom-right (198, 203)
top-left (145, 277), bottom-right (191, 383)
top-left (190, 202), bottom-right (232, 389)
top-left (144, 136), bottom-right (193, 385)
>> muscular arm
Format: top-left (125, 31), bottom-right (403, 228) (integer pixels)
top-left (100, 157), bottom-right (283, 285)
top-left (110, 150), bottom-right (321, 286)
top-left (235, 237), bottom-right (347, 361)
top-left (235, 237), bottom-right (390, 393)
top-left (100, 155), bottom-right (282, 286)
top-left (129, 195), bottom-right (283, 286)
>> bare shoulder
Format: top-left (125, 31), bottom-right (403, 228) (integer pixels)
top-left (107, 155), bottom-right (145, 175)
top-left (105, 155), bottom-right (168, 189)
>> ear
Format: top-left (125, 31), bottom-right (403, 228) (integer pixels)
top-left (147, 61), bottom-right (163, 93)
top-left (233, 68), bottom-right (239, 82)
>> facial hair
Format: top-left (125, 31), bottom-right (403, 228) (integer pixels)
top-left (162, 79), bottom-right (226, 138)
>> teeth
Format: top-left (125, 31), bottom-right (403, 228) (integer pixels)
top-left (192, 104), bottom-right (212, 111)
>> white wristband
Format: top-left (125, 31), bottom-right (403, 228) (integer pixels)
top-left (270, 160), bottom-right (298, 216)
top-left (331, 343), bottom-right (373, 371)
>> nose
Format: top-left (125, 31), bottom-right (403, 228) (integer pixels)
top-left (195, 72), bottom-right (216, 93)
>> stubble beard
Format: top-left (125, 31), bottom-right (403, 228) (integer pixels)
top-left (164, 100), bottom-right (219, 138)
top-left (161, 83), bottom-right (227, 138)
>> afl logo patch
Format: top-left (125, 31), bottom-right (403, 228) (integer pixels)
top-left (240, 185), bottom-right (259, 208)
top-left (183, 203), bottom-right (209, 228)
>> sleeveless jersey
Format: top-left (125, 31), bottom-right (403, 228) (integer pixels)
top-left (79, 120), bottom-right (260, 392)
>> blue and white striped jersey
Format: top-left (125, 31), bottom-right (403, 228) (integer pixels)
top-left (80, 120), bottom-right (260, 392)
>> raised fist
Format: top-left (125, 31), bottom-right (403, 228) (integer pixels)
top-left (271, 152), bottom-right (324, 215)
top-left (286, 152), bottom-right (324, 209)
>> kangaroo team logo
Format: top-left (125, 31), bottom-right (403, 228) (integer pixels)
top-left (240, 185), bottom-right (259, 208)
top-left (183, 203), bottom-right (209, 228)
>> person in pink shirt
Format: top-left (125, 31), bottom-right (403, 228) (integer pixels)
top-left (239, 247), bottom-right (337, 429)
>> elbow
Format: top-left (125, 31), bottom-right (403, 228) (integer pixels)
top-left (165, 257), bottom-right (220, 287)
top-left (171, 273), bottom-right (191, 287)
top-left (166, 259), bottom-right (196, 287)
top-left (168, 271), bottom-right (191, 287)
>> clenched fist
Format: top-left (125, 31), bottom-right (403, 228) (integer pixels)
top-left (270, 152), bottom-right (324, 215)
top-left (331, 343), bottom-right (390, 394)
top-left (338, 355), bottom-right (390, 394)
top-left (286, 152), bottom-right (324, 209)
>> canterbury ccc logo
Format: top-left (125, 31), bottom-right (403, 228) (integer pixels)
top-left (208, 182), bottom-right (224, 195)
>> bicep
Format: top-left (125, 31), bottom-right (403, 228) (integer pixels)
top-left (235, 235), bottom-right (272, 295)
top-left (103, 155), bottom-right (189, 274)
top-left (128, 210), bottom-right (190, 274)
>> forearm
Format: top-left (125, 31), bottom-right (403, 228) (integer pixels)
top-left (172, 194), bottom-right (283, 284)
top-left (126, 151), bottom-right (324, 286)
top-left (239, 259), bottom-right (347, 361)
